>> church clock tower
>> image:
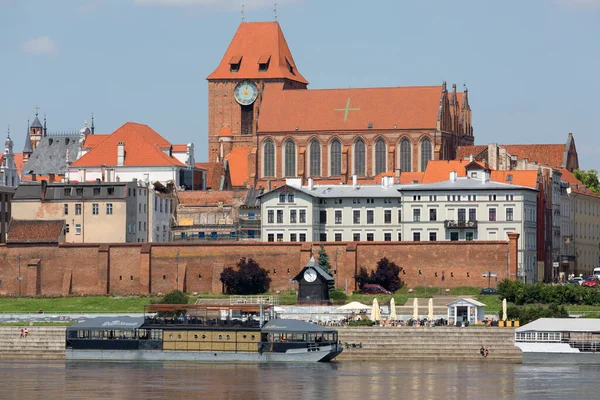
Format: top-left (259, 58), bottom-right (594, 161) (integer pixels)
top-left (206, 21), bottom-right (308, 177)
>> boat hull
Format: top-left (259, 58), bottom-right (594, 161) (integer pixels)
top-left (516, 342), bottom-right (600, 364)
top-left (66, 344), bottom-right (343, 363)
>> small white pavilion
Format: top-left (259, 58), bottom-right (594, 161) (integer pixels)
top-left (447, 298), bottom-right (486, 325)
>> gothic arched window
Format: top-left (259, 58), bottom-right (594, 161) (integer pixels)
top-left (354, 138), bottom-right (365, 176)
top-left (400, 138), bottom-right (412, 173)
top-left (330, 139), bottom-right (341, 176)
top-left (375, 138), bottom-right (386, 175)
top-left (284, 139), bottom-right (296, 177)
top-left (421, 137), bottom-right (432, 172)
top-left (263, 139), bottom-right (275, 177)
top-left (309, 140), bottom-right (321, 177)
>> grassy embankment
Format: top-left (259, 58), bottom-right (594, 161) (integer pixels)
top-left (1, 287), bottom-right (598, 315)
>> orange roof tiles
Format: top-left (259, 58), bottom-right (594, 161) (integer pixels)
top-left (195, 162), bottom-right (224, 190)
top-left (72, 122), bottom-right (184, 168)
top-left (502, 144), bottom-right (566, 169)
top-left (178, 191), bottom-right (234, 207)
top-left (82, 134), bottom-right (109, 149)
top-left (14, 153), bottom-right (24, 178)
top-left (490, 170), bottom-right (539, 189)
top-left (207, 22), bottom-right (308, 85)
top-left (218, 126), bottom-right (233, 138)
top-left (224, 147), bottom-right (250, 187)
top-left (172, 144), bottom-right (188, 152)
top-left (558, 169), bottom-right (582, 186)
top-left (456, 145), bottom-right (486, 160)
top-left (399, 172), bottom-right (424, 184)
top-left (259, 83), bottom-right (444, 132)
top-left (421, 160), bottom-right (474, 183)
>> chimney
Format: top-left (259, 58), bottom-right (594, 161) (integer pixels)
top-left (79, 168), bottom-right (86, 182)
top-left (40, 180), bottom-right (47, 201)
top-left (352, 175), bottom-right (357, 187)
top-left (481, 171), bottom-right (490, 183)
top-left (469, 154), bottom-right (473, 162)
top-left (117, 141), bottom-right (125, 166)
top-left (449, 171), bottom-right (457, 182)
top-left (308, 177), bottom-right (314, 190)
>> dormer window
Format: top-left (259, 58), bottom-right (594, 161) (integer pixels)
top-left (229, 55), bottom-right (242, 72)
top-left (285, 56), bottom-right (295, 75)
top-left (258, 55), bottom-right (271, 72)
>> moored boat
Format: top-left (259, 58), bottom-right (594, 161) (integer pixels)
top-left (515, 318), bottom-right (600, 364)
top-left (66, 304), bottom-right (343, 362)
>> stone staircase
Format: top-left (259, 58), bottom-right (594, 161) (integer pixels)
top-left (337, 327), bottom-right (521, 362)
top-left (0, 327), bottom-right (66, 360)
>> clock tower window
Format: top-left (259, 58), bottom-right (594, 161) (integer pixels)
top-left (241, 104), bottom-right (254, 136)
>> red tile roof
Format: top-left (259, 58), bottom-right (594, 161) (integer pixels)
top-left (558, 169), bottom-right (582, 186)
top-left (399, 172), bottom-right (425, 184)
top-left (7, 219), bottom-right (64, 244)
top-left (178, 191), bottom-right (234, 207)
top-left (218, 126), bottom-right (233, 138)
top-left (490, 170), bottom-right (539, 189)
top-left (259, 83), bottom-right (444, 132)
top-left (421, 160), bottom-right (474, 183)
top-left (502, 144), bottom-right (566, 169)
top-left (172, 144), bottom-right (188, 152)
top-left (195, 162), bottom-right (224, 190)
top-left (224, 147), bottom-right (250, 187)
top-left (72, 122), bottom-right (184, 168)
top-left (14, 153), bottom-right (24, 178)
top-left (456, 145), bottom-right (486, 160)
top-left (207, 22), bottom-right (308, 85)
top-left (82, 134), bottom-right (109, 149)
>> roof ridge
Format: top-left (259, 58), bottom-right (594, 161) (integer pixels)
top-left (125, 123), bottom-right (183, 166)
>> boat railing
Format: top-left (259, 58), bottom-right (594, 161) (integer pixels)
top-left (564, 339), bottom-right (600, 352)
top-left (143, 316), bottom-right (262, 328)
top-left (229, 295), bottom-right (280, 306)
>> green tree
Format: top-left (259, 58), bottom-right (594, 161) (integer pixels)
top-left (161, 290), bottom-right (188, 305)
top-left (317, 244), bottom-right (332, 274)
top-left (574, 169), bottom-right (600, 195)
top-left (353, 258), bottom-right (404, 293)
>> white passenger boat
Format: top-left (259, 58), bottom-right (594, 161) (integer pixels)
top-left (515, 318), bottom-right (600, 364)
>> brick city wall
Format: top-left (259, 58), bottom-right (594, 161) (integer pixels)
top-left (0, 236), bottom-right (518, 296)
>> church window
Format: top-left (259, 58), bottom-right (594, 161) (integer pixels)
top-left (263, 139), bottom-right (275, 177)
top-left (421, 137), bottom-right (432, 171)
top-left (354, 138), bottom-right (365, 176)
top-left (309, 140), bottom-right (321, 177)
top-left (330, 139), bottom-right (341, 176)
top-left (229, 55), bottom-right (242, 72)
top-left (375, 138), bottom-right (386, 175)
top-left (241, 104), bottom-right (254, 136)
top-left (284, 140), bottom-right (296, 177)
top-left (400, 139), bottom-right (411, 173)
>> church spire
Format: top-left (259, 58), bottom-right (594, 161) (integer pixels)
top-left (23, 119), bottom-right (33, 157)
top-left (43, 113), bottom-right (47, 137)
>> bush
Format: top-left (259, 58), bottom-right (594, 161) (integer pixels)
top-left (161, 290), bottom-right (188, 305)
top-left (497, 279), bottom-right (600, 306)
top-left (329, 289), bottom-right (348, 302)
top-left (507, 303), bottom-right (569, 325)
top-left (354, 257), bottom-right (404, 293)
top-left (348, 320), bottom-right (376, 326)
top-left (220, 257), bottom-right (271, 295)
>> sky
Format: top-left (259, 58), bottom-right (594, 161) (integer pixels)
top-left (0, 0), bottom-right (599, 169)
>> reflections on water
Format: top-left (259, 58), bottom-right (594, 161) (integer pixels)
top-left (0, 360), bottom-right (599, 400)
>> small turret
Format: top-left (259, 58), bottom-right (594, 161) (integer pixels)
top-left (91, 112), bottom-right (95, 134)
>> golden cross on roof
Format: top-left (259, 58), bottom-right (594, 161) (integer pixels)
top-left (334, 98), bottom-right (360, 123)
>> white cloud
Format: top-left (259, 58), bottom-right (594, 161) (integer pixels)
top-left (21, 36), bottom-right (58, 57)
top-left (131, 0), bottom-right (297, 10)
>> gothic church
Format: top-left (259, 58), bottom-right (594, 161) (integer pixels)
top-left (207, 22), bottom-right (475, 189)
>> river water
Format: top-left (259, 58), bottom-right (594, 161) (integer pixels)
top-left (0, 360), bottom-right (598, 399)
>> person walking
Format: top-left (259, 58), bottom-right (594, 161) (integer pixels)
top-left (484, 348), bottom-right (489, 358)
top-left (19, 328), bottom-right (24, 339)
top-left (480, 346), bottom-right (485, 357)
top-left (24, 328), bottom-right (29, 338)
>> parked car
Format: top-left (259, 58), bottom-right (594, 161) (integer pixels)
top-left (480, 288), bottom-right (498, 295)
top-left (361, 284), bottom-right (392, 295)
top-left (572, 277), bottom-right (584, 286)
top-left (584, 278), bottom-right (598, 288)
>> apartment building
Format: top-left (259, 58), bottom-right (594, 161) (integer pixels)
top-left (11, 180), bottom-right (168, 243)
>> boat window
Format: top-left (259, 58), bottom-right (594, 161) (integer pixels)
top-left (169, 334), bottom-right (174, 339)
top-left (252, 335), bottom-right (256, 341)
top-left (242, 334), bottom-right (247, 339)
top-left (218, 335), bottom-right (223, 340)
top-left (177, 334), bottom-right (182, 339)
top-left (202, 334), bottom-right (207, 339)
top-left (226, 335), bottom-right (231, 340)
top-left (193, 334), bottom-right (198, 340)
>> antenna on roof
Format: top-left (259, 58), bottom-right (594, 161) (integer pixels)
top-left (241, 4), bottom-right (244, 21)
top-left (274, 3), bottom-right (277, 20)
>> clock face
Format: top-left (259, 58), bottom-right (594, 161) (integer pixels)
top-left (234, 80), bottom-right (258, 106)
top-left (304, 268), bottom-right (317, 283)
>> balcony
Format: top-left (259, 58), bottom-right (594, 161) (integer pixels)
top-left (444, 220), bottom-right (478, 229)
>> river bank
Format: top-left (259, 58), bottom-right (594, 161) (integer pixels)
top-left (0, 325), bottom-right (521, 362)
